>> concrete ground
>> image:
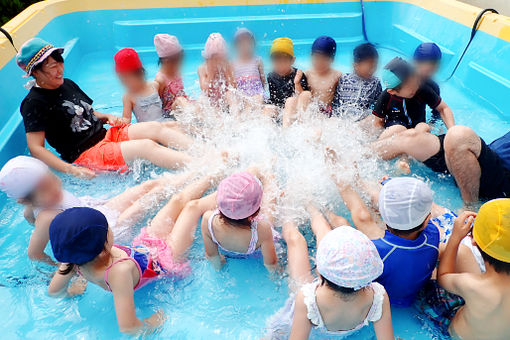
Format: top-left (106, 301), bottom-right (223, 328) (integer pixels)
top-left (460, 0), bottom-right (510, 17)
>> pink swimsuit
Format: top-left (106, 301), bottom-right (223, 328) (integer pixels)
top-left (156, 71), bottom-right (186, 115)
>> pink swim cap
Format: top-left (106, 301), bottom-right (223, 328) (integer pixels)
top-left (217, 172), bottom-right (263, 220)
top-left (154, 34), bottom-right (183, 58)
top-left (202, 33), bottom-right (227, 59)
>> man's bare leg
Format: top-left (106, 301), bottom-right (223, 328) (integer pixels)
top-left (444, 125), bottom-right (482, 203)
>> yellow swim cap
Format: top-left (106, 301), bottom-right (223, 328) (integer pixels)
top-left (270, 37), bottom-right (294, 57)
top-left (473, 198), bottom-right (510, 263)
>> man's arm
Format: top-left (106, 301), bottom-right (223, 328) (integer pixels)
top-left (26, 132), bottom-right (95, 179)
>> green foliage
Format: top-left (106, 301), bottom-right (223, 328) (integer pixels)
top-left (0, 0), bottom-right (41, 26)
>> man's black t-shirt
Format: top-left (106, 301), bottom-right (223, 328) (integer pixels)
top-left (372, 83), bottom-right (441, 128)
top-left (267, 67), bottom-right (309, 107)
top-left (20, 79), bottom-right (106, 163)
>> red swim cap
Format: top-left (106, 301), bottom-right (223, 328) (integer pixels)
top-left (114, 48), bottom-right (142, 73)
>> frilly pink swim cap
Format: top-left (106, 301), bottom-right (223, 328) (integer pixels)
top-left (217, 172), bottom-right (263, 220)
top-left (202, 33), bottom-right (227, 59)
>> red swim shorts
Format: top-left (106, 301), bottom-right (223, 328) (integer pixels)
top-left (74, 124), bottom-right (131, 171)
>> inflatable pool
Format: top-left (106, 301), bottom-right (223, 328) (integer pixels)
top-left (1, 0), bottom-right (509, 338)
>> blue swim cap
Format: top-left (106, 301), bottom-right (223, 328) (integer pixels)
top-left (382, 57), bottom-right (414, 89)
top-left (413, 42), bottom-right (442, 62)
top-left (353, 43), bottom-right (378, 62)
top-left (312, 36), bottom-right (337, 58)
top-left (49, 207), bottom-right (109, 265)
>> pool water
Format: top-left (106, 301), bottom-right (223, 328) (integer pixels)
top-left (1, 2), bottom-right (510, 340)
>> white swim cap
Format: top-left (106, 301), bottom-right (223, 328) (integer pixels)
top-left (0, 156), bottom-right (49, 199)
top-left (378, 177), bottom-right (433, 231)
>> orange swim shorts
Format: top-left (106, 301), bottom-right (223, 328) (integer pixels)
top-left (74, 124), bottom-right (131, 171)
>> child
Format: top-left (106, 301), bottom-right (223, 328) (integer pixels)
top-left (372, 57), bottom-right (454, 139)
top-left (435, 199), bottom-right (510, 340)
top-left (331, 43), bottom-right (382, 120)
top-left (327, 158), bottom-right (483, 306)
top-left (0, 155), bottom-right (191, 265)
top-left (201, 170), bottom-right (278, 271)
top-left (413, 42), bottom-right (442, 120)
top-left (233, 28), bottom-right (265, 103)
top-left (266, 213), bottom-right (394, 339)
top-left (154, 34), bottom-right (188, 117)
top-left (283, 36), bottom-right (341, 126)
top-left (198, 33), bottom-right (236, 108)
top-left (267, 37), bottom-right (309, 108)
top-left (115, 48), bottom-right (166, 123)
top-left (47, 175), bottom-right (218, 334)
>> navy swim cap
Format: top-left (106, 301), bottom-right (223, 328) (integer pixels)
top-left (382, 57), bottom-right (414, 89)
top-left (312, 36), bottom-right (336, 58)
top-left (353, 43), bottom-right (378, 62)
top-left (413, 42), bottom-right (442, 62)
top-left (49, 207), bottom-right (109, 265)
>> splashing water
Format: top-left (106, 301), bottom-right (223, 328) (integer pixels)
top-left (170, 88), bottom-right (389, 226)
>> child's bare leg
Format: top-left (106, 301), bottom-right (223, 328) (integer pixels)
top-left (282, 97), bottom-right (298, 128)
top-left (325, 210), bottom-right (349, 228)
top-left (120, 139), bottom-right (191, 170)
top-left (282, 221), bottom-right (313, 287)
top-left (167, 193), bottom-right (217, 259)
top-left (377, 124), bottom-right (407, 140)
top-left (112, 172), bottom-right (195, 227)
top-left (128, 121), bottom-right (193, 149)
top-left (262, 105), bottom-right (278, 119)
top-left (297, 91), bottom-right (312, 112)
top-left (306, 204), bottom-right (332, 245)
top-left (144, 175), bottom-right (216, 239)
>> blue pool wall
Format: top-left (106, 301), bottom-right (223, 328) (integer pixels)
top-left (1, 1), bottom-right (509, 167)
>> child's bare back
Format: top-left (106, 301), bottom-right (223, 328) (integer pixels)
top-left (449, 272), bottom-right (510, 340)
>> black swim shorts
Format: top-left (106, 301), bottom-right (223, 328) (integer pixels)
top-left (478, 138), bottom-right (510, 199)
top-left (423, 134), bottom-right (448, 174)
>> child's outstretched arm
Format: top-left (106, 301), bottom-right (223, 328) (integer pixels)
top-left (438, 211), bottom-right (477, 295)
top-left (201, 210), bottom-right (225, 270)
top-left (28, 210), bottom-right (59, 265)
top-left (258, 220), bottom-right (278, 272)
top-left (121, 95), bottom-right (133, 124)
top-left (107, 262), bottom-right (165, 334)
top-left (290, 291), bottom-right (313, 340)
top-left (372, 292), bottom-right (395, 340)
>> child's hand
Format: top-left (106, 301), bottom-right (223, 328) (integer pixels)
top-left (143, 310), bottom-right (167, 330)
top-left (105, 114), bottom-right (125, 127)
top-left (67, 276), bottom-right (87, 296)
top-left (294, 70), bottom-right (303, 85)
top-left (451, 211), bottom-right (477, 242)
